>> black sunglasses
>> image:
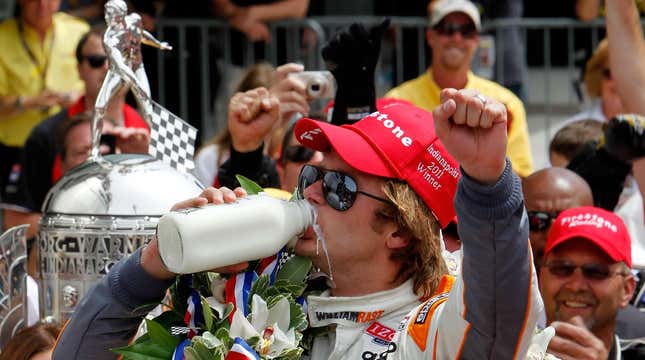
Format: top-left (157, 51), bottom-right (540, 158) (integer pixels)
top-left (527, 211), bottom-right (560, 232)
top-left (433, 21), bottom-right (477, 38)
top-left (543, 260), bottom-right (626, 281)
top-left (282, 145), bottom-right (315, 164)
top-left (297, 165), bottom-right (391, 211)
top-left (82, 54), bottom-right (108, 69)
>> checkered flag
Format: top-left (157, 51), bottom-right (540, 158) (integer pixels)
top-left (276, 249), bottom-right (295, 273)
top-left (147, 99), bottom-right (197, 173)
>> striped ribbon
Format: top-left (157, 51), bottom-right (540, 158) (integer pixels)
top-left (171, 338), bottom-right (191, 360)
top-left (184, 288), bottom-right (204, 338)
top-left (225, 337), bottom-right (261, 360)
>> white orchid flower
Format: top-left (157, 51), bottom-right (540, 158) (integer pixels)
top-left (526, 326), bottom-right (560, 360)
top-left (229, 294), bottom-right (297, 358)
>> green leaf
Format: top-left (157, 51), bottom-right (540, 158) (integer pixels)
top-left (235, 175), bottom-right (263, 195)
top-left (264, 294), bottom-right (287, 310)
top-left (276, 256), bottom-right (312, 284)
top-left (169, 275), bottom-right (191, 315)
top-left (193, 272), bottom-right (214, 297)
top-left (151, 310), bottom-right (185, 330)
top-left (246, 335), bottom-right (260, 349)
top-left (201, 296), bottom-right (214, 331)
top-left (248, 275), bottom-right (271, 312)
top-left (274, 346), bottom-right (304, 360)
top-left (214, 327), bottom-right (233, 349)
top-left (130, 332), bottom-right (150, 345)
top-left (274, 280), bottom-right (306, 299)
top-left (145, 318), bottom-right (180, 352)
top-left (213, 302), bottom-right (234, 330)
top-left (112, 337), bottom-right (173, 359)
top-left (184, 341), bottom-right (218, 360)
top-left (289, 300), bottom-right (308, 331)
top-left (221, 302), bottom-right (234, 320)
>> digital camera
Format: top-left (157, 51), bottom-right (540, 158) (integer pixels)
top-left (289, 71), bottom-right (336, 99)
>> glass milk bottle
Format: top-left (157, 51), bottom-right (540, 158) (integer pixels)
top-left (156, 194), bottom-right (314, 274)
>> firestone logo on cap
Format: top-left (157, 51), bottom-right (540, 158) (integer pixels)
top-left (559, 213), bottom-right (619, 233)
top-left (299, 128), bottom-right (322, 142)
top-left (364, 111), bottom-right (413, 147)
top-left (545, 206), bottom-right (632, 267)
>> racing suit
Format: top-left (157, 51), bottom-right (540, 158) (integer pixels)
top-left (53, 160), bottom-right (540, 359)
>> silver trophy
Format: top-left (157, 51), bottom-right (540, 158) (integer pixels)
top-left (0, 225), bottom-right (28, 349)
top-left (38, 0), bottom-right (201, 322)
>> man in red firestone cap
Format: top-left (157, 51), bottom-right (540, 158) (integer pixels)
top-left (540, 206), bottom-right (645, 359)
top-left (54, 88), bottom-right (544, 359)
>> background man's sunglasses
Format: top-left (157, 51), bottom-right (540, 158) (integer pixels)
top-left (528, 211), bottom-right (560, 232)
top-left (297, 165), bottom-right (390, 211)
top-left (433, 22), bottom-right (477, 38)
top-left (543, 260), bottom-right (625, 281)
top-left (83, 55), bottom-right (108, 68)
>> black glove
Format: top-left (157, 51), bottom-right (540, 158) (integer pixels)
top-left (567, 141), bottom-right (631, 211)
top-left (604, 114), bottom-right (645, 162)
top-left (322, 18), bottom-right (390, 125)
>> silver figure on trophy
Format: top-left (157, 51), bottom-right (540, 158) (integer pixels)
top-left (91, 0), bottom-right (172, 160)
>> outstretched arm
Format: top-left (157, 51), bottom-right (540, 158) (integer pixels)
top-left (606, 0), bottom-right (645, 115)
top-left (141, 30), bottom-right (172, 50)
top-left (434, 90), bottom-right (539, 358)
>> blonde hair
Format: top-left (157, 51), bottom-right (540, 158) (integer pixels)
top-left (583, 39), bottom-right (609, 98)
top-left (380, 180), bottom-right (447, 300)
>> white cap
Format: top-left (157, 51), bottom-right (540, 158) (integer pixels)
top-left (430, 0), bottom-right (481, 31)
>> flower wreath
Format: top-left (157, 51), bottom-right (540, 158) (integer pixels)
top-left (113, 176), bottom-right (314, 360)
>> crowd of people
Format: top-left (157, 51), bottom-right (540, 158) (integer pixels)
top-left (1, 0), bottom-right (645, 359)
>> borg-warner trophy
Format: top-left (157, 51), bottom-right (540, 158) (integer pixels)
top-left (38, 0), bottom-right (202, 322)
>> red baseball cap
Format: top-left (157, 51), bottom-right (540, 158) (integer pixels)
top-left (294, 101), bottom-right (460, 228)
top-left (544, 206), bottom-right (632, 268)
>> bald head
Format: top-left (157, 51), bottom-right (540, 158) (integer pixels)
top-left (523, 167), bottom-right (593, 209)
top-left (522, 167), bottom-right (593, 269)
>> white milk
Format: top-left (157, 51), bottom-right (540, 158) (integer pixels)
top-left (156, 194), bottom-right (314, 274)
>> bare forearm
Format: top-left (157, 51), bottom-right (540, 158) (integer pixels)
top-left (0, 94), bottom-right (51, 117)
top-left (606, 0), bottom-right (645, 115)
top-left (250, 0), bottom-right (309, 22)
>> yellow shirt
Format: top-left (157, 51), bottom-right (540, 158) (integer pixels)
top-left (386, 70), bottom-right (534, 178)
top-left (0, 12), bottom-right (89, 147)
